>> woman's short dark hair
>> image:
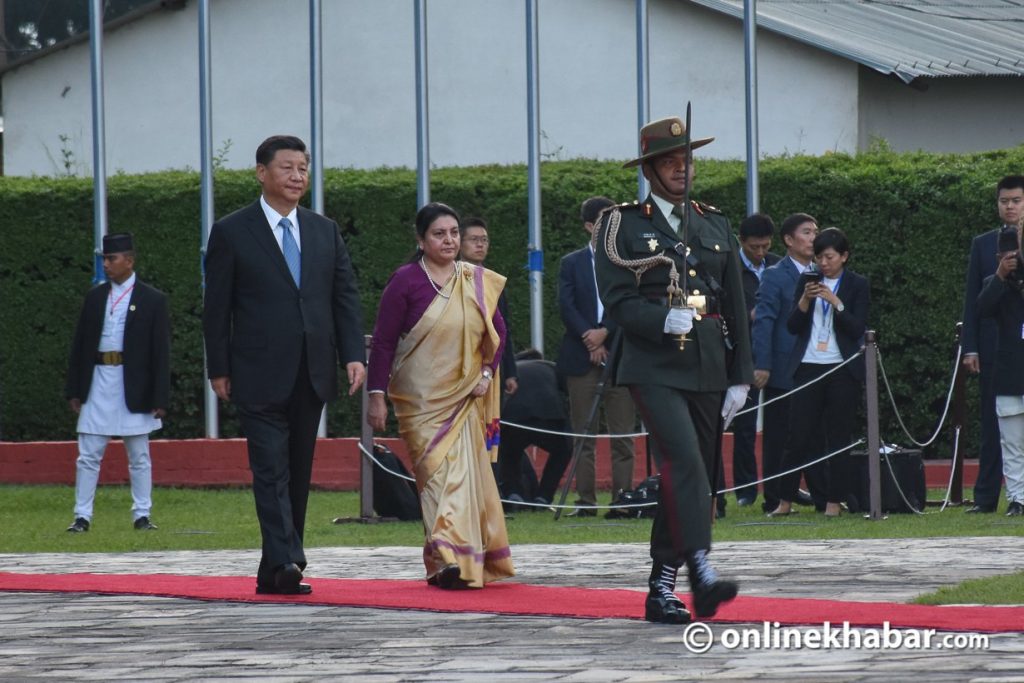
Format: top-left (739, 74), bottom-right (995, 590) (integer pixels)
top-left (813, 227), bottom-right (850, 256)
top-left (409, 202), bottom-right (461, 262)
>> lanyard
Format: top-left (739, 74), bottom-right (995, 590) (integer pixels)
top-left (818, 273), bottom-right (844, 319)
top-left (109, 285), bottom-right (135, 318)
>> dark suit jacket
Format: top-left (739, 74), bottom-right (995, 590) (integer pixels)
top-left (961, 228), bottom-right (999, 363)
top-left (65, 279), bottom-right (171, 413)
top-left (785, 269), bottom-right (870, 382)
top-left (752, 257), bottom-right (802, 390)
top-left (202, 201), bottom-right (364, 405)
top-left (740, 252), bottom-right (781, 318)
top-left (501, 359), bottom-right (567, 423)
top-left (977, 274), bottom-right (1024, 396)
top-left (556, 245), bottom-right (618, 377)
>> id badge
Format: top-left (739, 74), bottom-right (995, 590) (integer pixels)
top-left (816, 327), bottom-right (830, 352)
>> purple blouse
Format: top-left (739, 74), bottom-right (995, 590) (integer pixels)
top-left (367, 262), bottom-right (506, 392)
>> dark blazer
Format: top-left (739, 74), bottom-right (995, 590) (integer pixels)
top-left (962, 228), bottom-right (1000, 363)
top-left (785, 269), bottom-right (869, 382)
top-left (501, 359), bottom-right (567, 423)
top-left (202, 201), bottom-right (364, 404)
top-left (740, 252), bottom-right (781, 318)
top-left (556, 245), bottom-right (618, 377)
top-left (977, 274), bottom-right (1024, 396)
top-left (752, 257), bottom-right (802, 390)
top-left (65, 280), bottom-right (171, 413)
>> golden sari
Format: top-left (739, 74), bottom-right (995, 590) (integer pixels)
top-left (388, 262), bottom-right (515, 587)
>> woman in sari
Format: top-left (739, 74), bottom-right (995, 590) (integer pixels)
top-left (367, 202), bottom-right (515, 589)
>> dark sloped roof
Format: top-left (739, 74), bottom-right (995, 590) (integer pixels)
top-left (691, 0), bottom-right (1024, 83)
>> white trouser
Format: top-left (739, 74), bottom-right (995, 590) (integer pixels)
top-left (995, 396), bottom-right (1024, 505)
top-left (74, 433), bottom-right (153, 522)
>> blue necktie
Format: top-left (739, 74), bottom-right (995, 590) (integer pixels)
top-left (279, 217), bottom-right (301, 287)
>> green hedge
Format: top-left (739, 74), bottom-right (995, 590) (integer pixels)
top-left (3, 148), bottom-right (1023, 456)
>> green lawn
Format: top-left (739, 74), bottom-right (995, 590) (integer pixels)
top-left (2, 484), bottom-right (1021, 604)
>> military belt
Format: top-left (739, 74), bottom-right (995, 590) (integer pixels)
top-left (95, 351), bottom-right (124, 366)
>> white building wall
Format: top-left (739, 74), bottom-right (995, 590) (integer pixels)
top-left (858, 71), bottom-right (1024, 153)
top-left (2, 0), bottom-right (860, 177)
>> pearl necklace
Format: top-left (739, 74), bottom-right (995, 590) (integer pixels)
top-left (420, 258), bottom-right (457, 299)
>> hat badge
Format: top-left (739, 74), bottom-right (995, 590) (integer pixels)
top-left (670, 122), bottom-right (683, 136)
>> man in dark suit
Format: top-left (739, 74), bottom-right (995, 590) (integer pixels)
top-left (203, 135), bottom-right (365, 595)
top-left (496, 349), bottom-right (571, 508)
top-left (752, 213), bottom-right (826, 513)
top-left (557, 196), bottom-right (636, 517)
top-left (460, 217), bottom-right (518, 395)
top-left (961, 175), bottom-right (1024, 513)
top-left (594, 116), bottom-right (749, 624)
top-left (65, 232), bottom-right (170, 533)
top-left (730, 213), bottom-right (780, 507)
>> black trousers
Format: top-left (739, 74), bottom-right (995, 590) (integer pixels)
top-left (497, 420), bottom-right (572, 502)
top-left (237, 349), bottom-right (324, 585)
top-left (631, 384), bottom-right (721, 565)
top-left (761, 386), bottom-right (827, 512)
top-left (975, 361), bottom-right (1004, 508)
top-left (730, 390), bottom-right (759, 502)
top-left (779, 363), bottom-right (861, 504)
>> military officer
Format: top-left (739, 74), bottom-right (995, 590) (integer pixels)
top-left (593, 116), bottom-right (752, 623)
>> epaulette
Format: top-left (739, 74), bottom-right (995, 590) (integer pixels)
top-left (615, 200), bottom-right (654, 218)
top-left (692, 199), bottom-right (723, 216)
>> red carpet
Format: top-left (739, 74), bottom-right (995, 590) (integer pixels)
top-left (0, 571), bottom-right (1020, 633)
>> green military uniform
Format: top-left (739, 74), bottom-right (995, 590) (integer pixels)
top-left (594, 195), bottom-right (753, 562)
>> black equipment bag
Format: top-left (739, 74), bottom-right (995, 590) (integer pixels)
top-left (847, 448), bottom-right (925, 514)
top-left (606, 475), bottom-right (660, 519)
top-left (371, 443), bottom-right (422, 521)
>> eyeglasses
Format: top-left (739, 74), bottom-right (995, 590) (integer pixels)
top-left (464, 236), bottom-right (490, 245)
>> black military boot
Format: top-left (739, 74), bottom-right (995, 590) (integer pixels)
top-left (644, 563), bottom-right (692, 624)
top-left (685, 549), bottom-right (738, 618)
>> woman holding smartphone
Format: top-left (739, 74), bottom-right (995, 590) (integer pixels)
top-left (768, 227), bottom-right (870, 518)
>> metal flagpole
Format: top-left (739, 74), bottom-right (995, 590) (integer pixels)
top-left (198, 0), bottom-right (219, 438)
top-left (414, 0), bottom-right (430, 208)
top-left (525, 0), bottom-right (544, 353)
top-left (88, 0), bottom-right (107, 285)
top-left (309, 0), bottom-right (329, 438)
top-left (635, 0), bottom-right (650, 203)
top-left (743, 0), bottom-right (760, 214)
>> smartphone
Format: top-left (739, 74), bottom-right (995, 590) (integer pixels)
top-left (798, 268), bottom-right (824, 289)
top-left (998, 226), bottom-right (1019, 253)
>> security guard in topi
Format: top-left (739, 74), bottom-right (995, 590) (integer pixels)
top-left (594, 115), bottom-right (752, 623)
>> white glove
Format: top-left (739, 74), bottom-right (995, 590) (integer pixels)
top-left (721, 384), bottom-right (750, 430)
top-left (663, 308), bottom-right (695, 335)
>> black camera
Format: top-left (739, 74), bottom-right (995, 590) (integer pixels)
top-left (997, 226), bottom-right (1024, 288)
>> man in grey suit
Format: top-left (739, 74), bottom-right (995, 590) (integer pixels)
top-left (751, 213), bottom-right (824, 513)
top-left (203, 135), bottom-right (365, 595)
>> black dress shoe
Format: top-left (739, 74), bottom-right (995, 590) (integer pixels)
top-left (1006, 501), bottom-right (1024, 517)
top-left (691, 579), bottom-right (739, 618)
top-left (273, 563), bottom-right (303, 593)
top-left (567, 506), bottom-right (597, 518)
top-left (966, 504), bottom-right (996, 514)
top-left (66, 517), bottom-right (90, 533)
top-left (736, 497), bottom-right (756, 507)
top-left (794, 489), bottom-right (815, 506)
top-left (256, 582), bottom-right (312, 595)
top-left (133, 516), bottom-right (158, 530)
top-left (644, 591), bottom-right (692, 624)
top-left (428, 564), bottom-right (468, 590)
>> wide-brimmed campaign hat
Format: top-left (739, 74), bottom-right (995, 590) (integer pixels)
top-left (102, 232), bottom-right (135, 255)
top-left (622, 116), bottom-right (715, 169)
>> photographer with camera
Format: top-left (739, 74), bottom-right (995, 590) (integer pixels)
top-left (977, 198), bottom-right (1024, 517)
top-left (768, 227), bottom-right (869, 518)
top-left (961, 175), bottom-right (1024, 513)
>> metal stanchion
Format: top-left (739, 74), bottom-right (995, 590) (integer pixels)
top-left (949, 322), bottom-right (966, 505)
top-left (335, 335), bottom-right (383, 524)
top-left (864, 330), bottom-right (885, 520)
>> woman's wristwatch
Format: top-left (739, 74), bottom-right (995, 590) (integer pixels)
top-left (482, 369), bottom-right (493, 380)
